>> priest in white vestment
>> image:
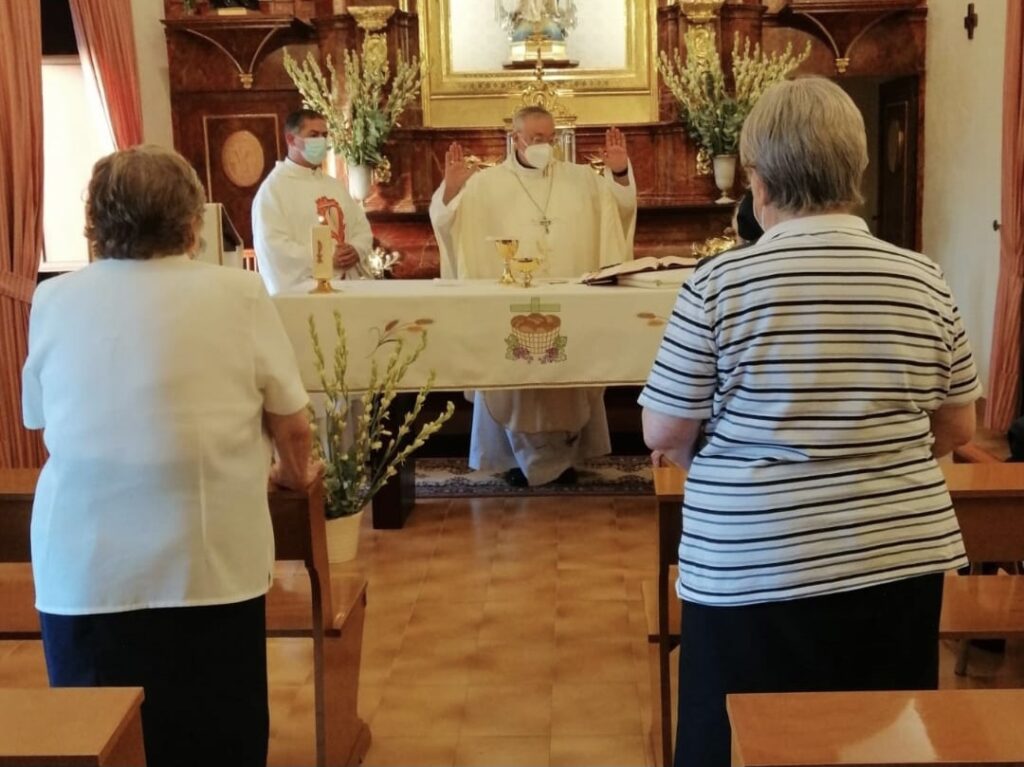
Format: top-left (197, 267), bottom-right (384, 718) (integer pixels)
top-left (252, 109), bottom-right (374, 295)
top-left (429, 105), bottom-right (637, 486)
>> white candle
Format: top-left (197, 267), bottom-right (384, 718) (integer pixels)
top-left (311, 225), bottom-right (334, 281)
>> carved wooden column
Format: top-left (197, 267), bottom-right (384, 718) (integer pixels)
top-left (656, 2), bottom-right (681, 122)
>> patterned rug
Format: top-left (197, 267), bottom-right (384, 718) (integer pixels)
top-left (415, 455), bottom-right (654, 497)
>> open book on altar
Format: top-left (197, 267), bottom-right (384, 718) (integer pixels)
top-left (580, 255), bottom-right (699, 288)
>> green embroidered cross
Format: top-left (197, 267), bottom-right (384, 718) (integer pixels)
top-left (510, 297), bottom-right (561, 313)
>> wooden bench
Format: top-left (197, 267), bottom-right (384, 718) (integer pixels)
top-left (0, 687), bottom-right (146, 766)
top-left (728, 689), bottom-right (1024, 766)
top-left (0, 469), bottom-right (370, 767)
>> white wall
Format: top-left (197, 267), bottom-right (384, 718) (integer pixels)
top-left (131, 0), bottom-right (174, 147)
top-left (922, 0), bottom-right (1006, 391)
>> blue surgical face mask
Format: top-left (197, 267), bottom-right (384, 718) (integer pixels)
top-left (300, 136), bottom-right (328, 166)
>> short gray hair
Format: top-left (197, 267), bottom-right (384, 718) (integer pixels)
top-left (739, 77), bottom-right (867, 214)
top-left (85, 146), bottom-right (206, 260)
top-left (512, 105), bottom-right (554, 131)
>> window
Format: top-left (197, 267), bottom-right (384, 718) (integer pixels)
top-left (40, 58), bottom-right (114, 271)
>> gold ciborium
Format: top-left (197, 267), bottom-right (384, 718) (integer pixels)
top-left (491, 238), bottom-right (520, 285)
top-left (511, 256), bottom-right (540, 288)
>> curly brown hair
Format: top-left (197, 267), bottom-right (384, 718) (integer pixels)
top-left (85, 146), bottom-right (206, 260)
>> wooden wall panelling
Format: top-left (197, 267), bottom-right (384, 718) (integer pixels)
top-left (164, 11), bottom-right (318, 246)
top-left (766, 3), bottom-right (926, 77)
top-left (203, 110), bottom-right (286, 245)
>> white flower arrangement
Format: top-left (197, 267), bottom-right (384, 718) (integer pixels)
top-left (658, 29), bottom-right (810, 156)
top-left (283, 36), bottom-right (421, 169)
top-left (308, 311), bottom-right (454, 519)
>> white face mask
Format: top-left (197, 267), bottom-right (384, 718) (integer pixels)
top-left (299, 136), bottom-right (328, 166)
top-left (523, 142), bottom-right (553, 169)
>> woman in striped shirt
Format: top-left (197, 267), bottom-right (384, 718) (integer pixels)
top-left (640, 77), bottom-right (980, 767)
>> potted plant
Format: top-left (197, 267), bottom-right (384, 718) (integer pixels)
top-left (308, 310), bottom-right (454, 561)
top-left (284, 35), bottom-right (421, 202)
top-left (658, 29), bottom-right (810, 203)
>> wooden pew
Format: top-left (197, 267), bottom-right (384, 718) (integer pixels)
top-left (940, 572), bottom-right (1024, 640)
top-left (0, 687), bottom-right (146, 766)
top-left (940, 463), bottom-right (1024, 565)
top-left (727, 689), bottom-right (1024, 766)
top-left (0, 469), bottom-right (370, 767)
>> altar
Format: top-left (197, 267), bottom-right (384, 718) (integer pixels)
top-left (273, 278), bottom-right (680, 393)
top-left (273, 277), bottom-right (679, 528)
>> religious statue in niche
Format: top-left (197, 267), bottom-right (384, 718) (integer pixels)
top-left (496, 0), bottom-right (579, 69)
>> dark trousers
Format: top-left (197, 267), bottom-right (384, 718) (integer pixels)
top-left (675, 573), bottom-right (944, 767)
top-left (40, 595), bottom-right (269, 767)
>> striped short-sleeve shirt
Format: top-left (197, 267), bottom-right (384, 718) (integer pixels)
top-left (638, 214), bottom-right (982, 606)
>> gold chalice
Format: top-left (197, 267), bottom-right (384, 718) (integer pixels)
top-left (491, 238), bottom-right (519, 285)
top-left (511, 256), bottom-right (540, 288)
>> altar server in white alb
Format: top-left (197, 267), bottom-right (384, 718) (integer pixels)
top-left (429, 105), bottom-right (637, 487)
top-left (252, 109), bottom-right (374, 295)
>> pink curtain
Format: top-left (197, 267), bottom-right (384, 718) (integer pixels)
top-left (70, 0), bottom-right (144, 149)
top-left (0, 0), bottom-right (47, 468)
top-left (986, 2), bottom-right (1024, 431)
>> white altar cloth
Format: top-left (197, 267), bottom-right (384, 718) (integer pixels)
top-left (272, 278), bottom-right (680, 392)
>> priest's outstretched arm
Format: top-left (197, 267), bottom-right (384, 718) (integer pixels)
top-left (600, 126), bottom-right (638, 230)
top-left (429, 142), bottom-right (480, 279)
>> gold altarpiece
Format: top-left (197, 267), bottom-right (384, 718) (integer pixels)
top-left (419, 0), bottom-right (659, 128)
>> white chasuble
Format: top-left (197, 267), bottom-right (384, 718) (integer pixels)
top-left (429, 154), bottom-right (638, 485)
top-left (430, 155), bottom-right (636, 280)
top-left (252, 159), bottom-right (374, 296)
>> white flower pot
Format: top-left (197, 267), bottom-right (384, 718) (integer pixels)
top-left (325, 506), bottom-right (366, 563)
top-left (347, 163), bottom-right (372, 204)
top-left (713, 154), bottom-right (737, 205)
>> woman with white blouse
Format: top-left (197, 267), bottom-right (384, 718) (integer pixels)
top-left (641, 78), bottom-right (980, 767)
top-left (22, 146), bottom-right (316, 767)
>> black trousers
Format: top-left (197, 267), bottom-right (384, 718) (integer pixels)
top-left (40, 595), bottom-right (269, 767)
top-left (675, 573), bottom-right (944, 767)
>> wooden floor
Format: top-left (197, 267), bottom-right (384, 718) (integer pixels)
top-left (1, 490), bottom-right (1022, 766)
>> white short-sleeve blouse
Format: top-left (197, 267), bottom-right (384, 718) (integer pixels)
top-left (22, 256), bottom-right (309, 615)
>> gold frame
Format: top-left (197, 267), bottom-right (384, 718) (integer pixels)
top-left (418, 0), bottom-right (659, 127)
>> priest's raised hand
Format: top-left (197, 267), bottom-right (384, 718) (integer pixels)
top-left (442, 142), bottom-right (479, 204)
top-left (602, 127), bottom-right (630, 185)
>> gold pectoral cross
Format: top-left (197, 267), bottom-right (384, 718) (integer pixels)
top-left (538, 215), bottom-right (552, 234)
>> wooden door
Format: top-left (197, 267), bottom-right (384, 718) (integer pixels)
top-left (877, 76), bottom-right (920, 249)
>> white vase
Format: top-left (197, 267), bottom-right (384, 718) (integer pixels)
top-left (325, 507), bottom-right (366, 563)
top-left (713, 154), bottom-right (737, 205)
top-left (347, 163), bottom-right (372, 204)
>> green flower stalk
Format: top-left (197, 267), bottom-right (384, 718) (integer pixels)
top-left (658, 30), bottom-right (810, 157)
top-left (308, 311), bottom-right (454, 519)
